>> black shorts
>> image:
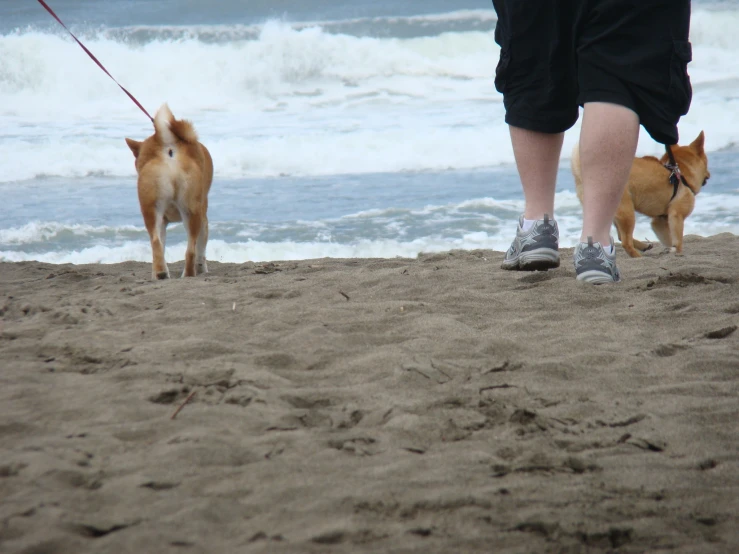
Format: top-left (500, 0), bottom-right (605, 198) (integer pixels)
top-left (492, 0), bottom-right (692, 145)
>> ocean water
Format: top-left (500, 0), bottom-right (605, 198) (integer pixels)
top-left (1, 0), bottom-right (738, 264)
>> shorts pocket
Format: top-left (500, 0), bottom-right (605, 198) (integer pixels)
top-left (669, 40), bottom-right (692, 116)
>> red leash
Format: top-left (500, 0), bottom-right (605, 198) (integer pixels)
top-left (36, 0), bottom-right (153, 122)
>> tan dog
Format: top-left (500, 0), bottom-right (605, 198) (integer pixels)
top-left (125, 104), bottom-right (213, 279)
top-left (571, 131), bottom-right (710, 257)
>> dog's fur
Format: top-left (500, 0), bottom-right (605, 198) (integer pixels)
top-left (571, 131), bottom-right (710, 257)
top-left (125, 104), bottom-right (213, 279)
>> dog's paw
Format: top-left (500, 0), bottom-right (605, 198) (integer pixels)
top-left (156, 271), bottom-right (170, 280)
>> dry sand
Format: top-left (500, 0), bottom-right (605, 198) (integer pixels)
top-left (1, 234), bottom-right (738, 554)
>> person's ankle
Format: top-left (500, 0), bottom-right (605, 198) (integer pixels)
top-left (521, 218), bottom-right (536, 232)
top-left (523, 210), bottom-right (554, 222)
top-left (579, 233), bottom-right (609, 244)
top-left (522, 212), bottom-right (556, 232)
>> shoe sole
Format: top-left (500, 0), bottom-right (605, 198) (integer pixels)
top-left (576, 270), bottom-right (619, 284)
top-left (502, 249), bottom-right (560, 271)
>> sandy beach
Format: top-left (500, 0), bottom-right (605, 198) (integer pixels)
top-left (1, 234), bottom-right (738, 553)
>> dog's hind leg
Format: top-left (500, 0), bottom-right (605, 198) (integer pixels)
top-left (196, 214), bottom-right (209, 275)
top-left (612, 222), bottom-right (651, 253)
top-left (613, 209), bottom-right (642, 258)
top-left (160, 219), bottom-right (168, 251)
top-left (143, 208), bottom-right (170, 279)
top-left (182, 212), bottom-right (202, 277)
top-left (631, 238), bottom-right (653, 252)
top-left (613, 223), bottom-right (654, 252)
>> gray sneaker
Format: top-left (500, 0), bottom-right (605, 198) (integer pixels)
top-left (573, 236), bottom-right (621, 284)
top-left (501, 214), bottom-right (560, 271)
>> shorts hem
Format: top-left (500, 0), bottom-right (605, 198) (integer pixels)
top-left (580, 91), bottom-right (679, 145)
top-left (578, 91), bottom-right (637, 114)
top-left (642, 124), bottom-right (679, 146)
top-left (504, 111), bottom-right (578, 134)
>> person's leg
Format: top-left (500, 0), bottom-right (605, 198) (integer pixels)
top-left (500, 125), bottom-right (563, 271)
top-left (509, 126), bottom-right (564, 222)
top-left (492, 0), bottom-right (577, 271)
top-left (578, 102), bottom-right (640, 246)
top-left (570, 102), bottom-right (639, 284)
top-left (571, 0), bottom-right (692, 283)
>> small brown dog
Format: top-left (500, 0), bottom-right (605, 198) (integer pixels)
top-left (571, 131), bottom-right (710, 257)
top-left (125, 104), bottom-right (213, 279)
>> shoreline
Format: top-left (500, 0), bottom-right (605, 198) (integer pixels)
top-left (3, 152), bottom-right (739, 265)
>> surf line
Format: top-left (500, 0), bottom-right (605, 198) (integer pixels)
top-left (36, 0), bottom-right (154, 122)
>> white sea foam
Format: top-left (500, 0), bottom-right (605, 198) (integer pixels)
top-left (0, 221), bottom-right (141, 245)
top-left (1, 9), bottom-right (738, 182)
top-left (3, 188), bottom-right (738, 264)
top-left (4, 222), bottom-right (738, 265)
top-left (0, 236), bottom-right (498, 265)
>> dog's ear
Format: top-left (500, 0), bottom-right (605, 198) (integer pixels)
top-left (690, 131), bottom-right (705, 155)
top-left (125, 138), bottom-right (142, 158)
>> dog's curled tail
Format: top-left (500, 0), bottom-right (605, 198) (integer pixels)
top-left (154, 103), bottom-right (199, 146)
